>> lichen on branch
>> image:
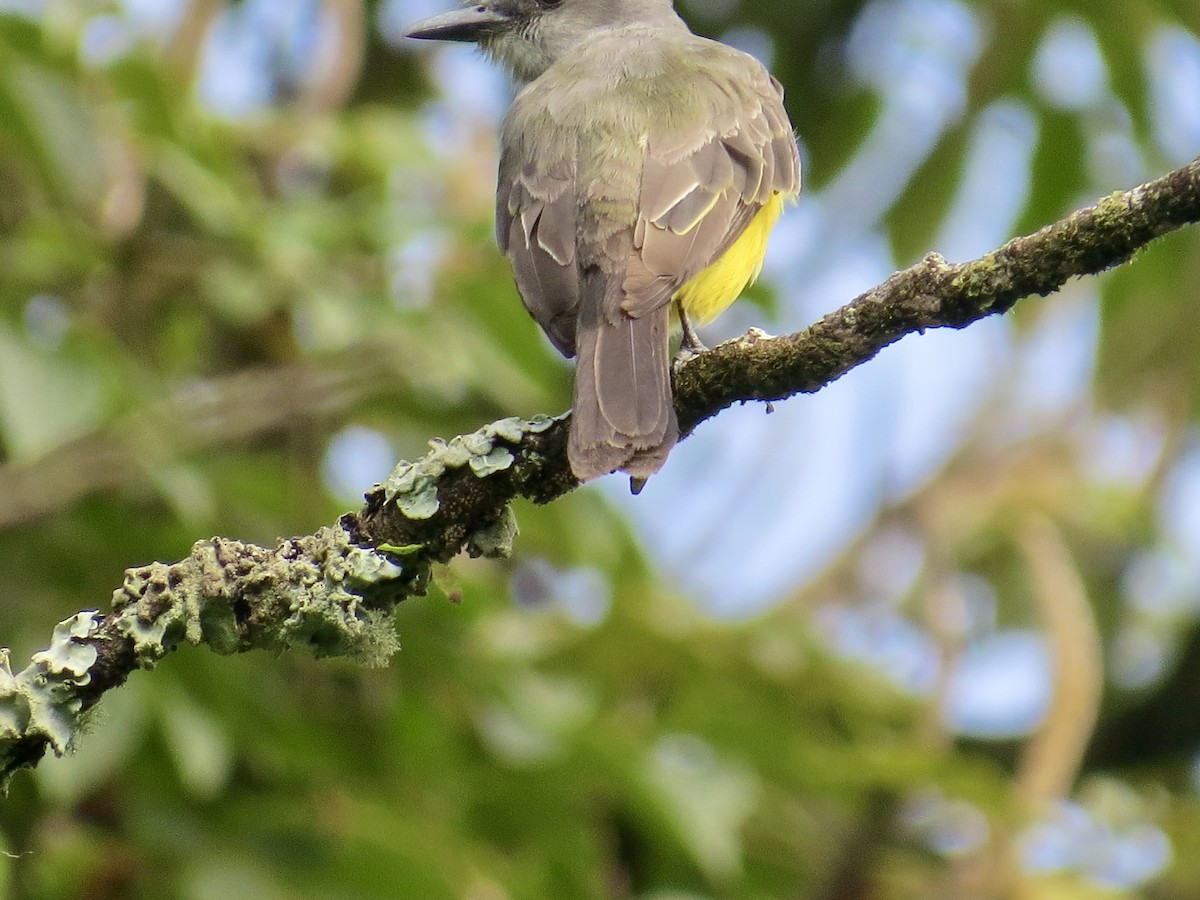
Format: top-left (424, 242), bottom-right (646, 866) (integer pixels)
top-left (2, 156), bottom-right (1199, 786)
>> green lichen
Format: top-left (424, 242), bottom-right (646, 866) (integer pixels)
top-left (460, 430), bottom-right (495, 457)
top-left (107, 527), bottom-right (410, 670)
top-left (0, 611), bottom-right (102, 763)
top-left (33, 613), bottom-right (100, 681)
top-left (377, 543), bottom-right (424, 556)
top-left (378, 414), bottom-right (565, 520)
top-left (0, 652), bottom-right (21, 736)
top-left (198, 597), bottom-right (242, 656)
top-left (255, 529), bottom-right (406, 667)
top-left (488, 417), bottom-right (528, 442)
top-left (466, 505), bottom-right (520, 559)
top-left (112, 563), bottom-right (200, 665)
top-left (1093, 190), bottom-right (1131, 222)
top-left (2, 528), bottom-right (416, 782)
top-left (524, 414), bottom-right (559, 434)
top-left (951, 254), bottom-right (1007, 305)
top-left (345, 546), bottom-right (406, 583)
top-left (382, 463), bottom-right (441, 519)
top-left (270, 536), bottom-right (405, 667)
top-left (470, 446), bottom-right (515, 476)
top-left (275, 600), bottom-right (399, 668)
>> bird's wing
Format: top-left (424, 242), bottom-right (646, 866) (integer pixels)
top-left (622, 60), bottom-right (801, 318)
top-left (496, 102), bottom-right (580, 358)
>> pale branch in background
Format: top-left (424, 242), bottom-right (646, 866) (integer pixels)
top-left (0, 348), bottom-right (415, 529)
top-left (2, 156), bottom-right (1198, 785)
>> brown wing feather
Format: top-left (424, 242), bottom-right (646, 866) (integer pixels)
top-left (497, 116), bottom-right (580, 357)
top-left (622, 56), bottom-right (801, 319)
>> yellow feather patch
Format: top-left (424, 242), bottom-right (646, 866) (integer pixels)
top-left (674, 191), bottom-right (787, 324)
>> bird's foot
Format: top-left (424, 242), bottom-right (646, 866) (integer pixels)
top-left (678, 308), bottom-right (708, 354)
top-left (672, 343), bottom-right (706, 374)
top-left (673, 307), bottom-right (708, 373)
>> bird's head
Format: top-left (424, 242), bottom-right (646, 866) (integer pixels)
top-left (405, 0), bottom-right (684, 82)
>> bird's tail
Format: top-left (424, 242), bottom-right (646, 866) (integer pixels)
top-left (568, 274), bottom-right (677, 483)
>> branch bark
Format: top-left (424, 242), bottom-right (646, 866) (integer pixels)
top-left (3, 156), bottom-right (1198, 786)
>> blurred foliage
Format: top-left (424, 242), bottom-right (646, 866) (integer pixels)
top-left (0, 1), bottom-right (1199, 899)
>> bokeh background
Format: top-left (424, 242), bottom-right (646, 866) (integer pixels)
top-left (1, 0), bottom-right (1200, 897)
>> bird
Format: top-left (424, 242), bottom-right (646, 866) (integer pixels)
top-left (406, 0), bottom-right (800, 485)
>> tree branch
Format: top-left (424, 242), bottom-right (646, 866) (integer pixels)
top-left (3, 156), bottom-right (1198, 786)
top-left (0, 351), bottom-right (402, 529)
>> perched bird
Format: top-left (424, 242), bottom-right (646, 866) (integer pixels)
top-left (406, 0), bottom-right (800, 484)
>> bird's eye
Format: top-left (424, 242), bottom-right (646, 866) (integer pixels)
top-left (537, 0), bottom-right (563, 7)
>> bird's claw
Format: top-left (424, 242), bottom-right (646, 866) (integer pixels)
top-left (672, 344), bottom-right (706, 373)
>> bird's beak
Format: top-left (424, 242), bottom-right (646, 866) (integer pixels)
top-left (405, 5), bottom-right (510, 43)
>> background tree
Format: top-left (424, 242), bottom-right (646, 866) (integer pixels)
top-left (1, 0), bottom-right (1199, 898)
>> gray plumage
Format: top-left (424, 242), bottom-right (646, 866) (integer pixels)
top-left (407, 0), bottom-right (800, 482)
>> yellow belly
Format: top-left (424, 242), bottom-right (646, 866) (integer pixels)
top-left (674, 192), bottom-right (787, 324)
